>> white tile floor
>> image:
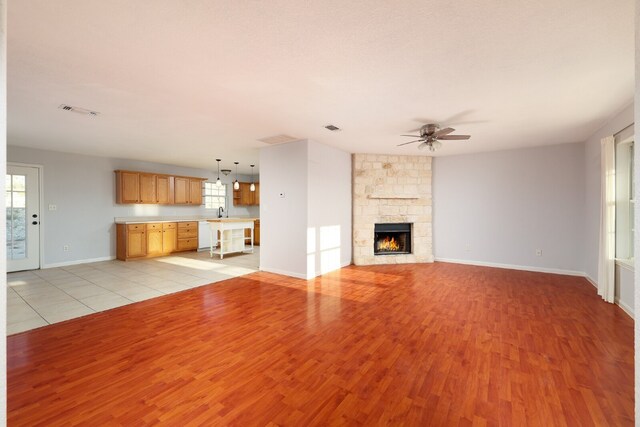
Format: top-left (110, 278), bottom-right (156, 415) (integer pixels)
top-left (7, 248), bottom-right (259, 335)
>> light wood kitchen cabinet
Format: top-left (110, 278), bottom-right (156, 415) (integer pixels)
top-left (233, 182), bottom-right (260, 206)
top-left (244, 219), bottom-right (260, 245)
top-left (116, 221), bottom-right (190, 260)
top-left (174, 177), bottom-right (203, 205)
top-left (176, 221), bottom-right (198, 251)
top-left (174, 177), bottom-right (190, 204)
top-left (116, 224), bottom-right (146, 259)
top-left (117, 171), bottom-right (140, 203)
top-left (139, 174), bottom-right (158, 203)
top-left (189, 179), bottom-right (202, 205)
top-left (116, 171), bottom-right (204, 205)
top-left (157, 175), bottom-right (174, 204)
top-left (162, 223), bottom-right (177, 253)
top-left (146, 223), bottom-right (163, 255)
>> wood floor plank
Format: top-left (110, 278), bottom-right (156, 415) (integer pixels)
top-left (7, 262), bottom-right (634, 426)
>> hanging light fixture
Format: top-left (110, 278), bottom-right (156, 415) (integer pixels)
top-left (233, 162), bottom-right (240, 190)
top-left (249, 164), bottom-right (256, 192)
top-left (215, 159), bottom-right (222, 187)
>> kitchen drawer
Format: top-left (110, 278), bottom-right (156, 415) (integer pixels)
top-left (178, 221), bottom-right (198, 228)
top-left (146, 223), bottom-right (162, 231)
top-left (163, 222), bottom-right (177, 230)
top-left (177, 228), bottom-right (197, 238)
top-left (127, 224), bottom-right (145, 232)
top-left (177, 238), bottom-right (198, 251)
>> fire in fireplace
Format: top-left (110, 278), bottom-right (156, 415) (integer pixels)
top-left (374, 223), bottom-right (412, 255)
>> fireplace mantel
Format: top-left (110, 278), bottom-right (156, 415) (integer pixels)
top-left (368, 194), bottom-right (421, 200)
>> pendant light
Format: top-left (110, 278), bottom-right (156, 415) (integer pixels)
top-left (249, 164), bottom-right (256, 192)
top-left (215, 159), bottom-right (222, 187)
top-left (233, 162), bottom-right (240, 190)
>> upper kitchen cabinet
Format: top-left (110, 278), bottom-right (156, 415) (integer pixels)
top-left (139, 173), bottom-right (158, 203)
top-left (175, 176), bottom-right (204, 205)
top-left (115, 170), bottom-right (204, 205)
top-left (116, 171), bottom-right (140, 203)
top-left (157, 175), bottom-right (174, 204)
top-left (174, 176), bottom-right (190, 204)
top-left (233, 181), bottom-right (260, 206)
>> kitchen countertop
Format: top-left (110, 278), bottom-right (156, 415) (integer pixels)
top-left (114, 215), bottom-right (258, 224)
top-left (207, 218), bottom-right (259, 223)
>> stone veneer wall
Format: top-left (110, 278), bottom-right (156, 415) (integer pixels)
top-left (352, 154), bottom-right (433, 265)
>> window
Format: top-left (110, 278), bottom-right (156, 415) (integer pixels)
top-left (204, 182), bottom-right (226, 210)
top-left (615, 135), bottom-right (634, 260)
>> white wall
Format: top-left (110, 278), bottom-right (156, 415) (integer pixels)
top-left (307, 140), bottom-right (351, 278)
top-left (433, 142), bottom-right (585, 274)
top-left (7, 146), bottom-right (259, 267)
top-left (584, 102), bottom-right (634, 281)
top-left (1, 0), bottom-right (7, 423)
top-left (634, 0), bottom-right (639, 416)
top-left (260, 139), bottom-right (352, 279)
top-left (259, 140), bottom-right (309, 278)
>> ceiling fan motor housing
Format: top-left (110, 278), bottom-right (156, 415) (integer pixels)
top-left (420, 123), bottom-right (440, 137)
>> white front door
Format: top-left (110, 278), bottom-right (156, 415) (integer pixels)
top-left (7, 165), bottom-right (41, 272)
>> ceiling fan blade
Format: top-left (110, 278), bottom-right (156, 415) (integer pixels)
top-left (397, 139), bottom-right (423, 146)
top-left (400, 134), bottom-right (421, 137)
top-left (433, 127), bottom-right (455, 137)
top-left (438, 135), bottom-right (470, 140)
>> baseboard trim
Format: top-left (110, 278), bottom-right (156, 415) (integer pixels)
top-left (583, 275), bottom-right (597, 289)
top-left (434, 257), bottom-right (585, 277)
top-left (310, 261), bottom-right (353, 279)
top-left (259, 267), bottom-right (308, 280)
top-left (42, 256), bottom-right (117, 269)
top-left (615, 297), bottom-right (635, 319)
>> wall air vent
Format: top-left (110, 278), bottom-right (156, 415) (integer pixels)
top-left (324, 124), bottom-right (341, 131)
top-left (58, 104), bottom-right (100, 116)
top-left (257, 134), bottom-right (301, 145)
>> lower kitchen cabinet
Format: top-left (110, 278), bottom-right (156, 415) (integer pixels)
top-left (146, 223), bottom-right (164, 256)
top-left (162, 223), bottom-right (177, 253)
top-left (176, 221), bottom-right (198, 251)
top-left (116, 221), bottom-right (197, 260)
top-left (243, 219), bottom-right (260, 246)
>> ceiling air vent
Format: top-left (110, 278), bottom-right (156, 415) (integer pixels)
top-left (58, 104), bottom-right (100, 116)
top-left (257, 134), bottom-right (300, 145)
top-left (324, 124), bottom-right (341, 131)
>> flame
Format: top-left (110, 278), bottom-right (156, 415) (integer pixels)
top-left (377, 236), bottom-right (400, 252)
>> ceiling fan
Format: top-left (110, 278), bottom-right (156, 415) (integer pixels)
top-left (398, 123), bottom-right (470, 151)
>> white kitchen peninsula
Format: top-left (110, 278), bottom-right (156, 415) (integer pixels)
top-left (207, 218), bottom-right (258, 259)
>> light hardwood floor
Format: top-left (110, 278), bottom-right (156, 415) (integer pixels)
top-left (7, 262), bottom-right (634, 426)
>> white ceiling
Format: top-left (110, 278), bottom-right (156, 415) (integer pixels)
top-left (8, 0), bottom-right (634, 172)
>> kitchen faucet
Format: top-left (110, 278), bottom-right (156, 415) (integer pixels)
top-left (218, 206), bottom-right (224, 218)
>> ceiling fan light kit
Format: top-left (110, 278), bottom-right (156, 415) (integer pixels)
top-left (398, 123), bottom-right (470, 152)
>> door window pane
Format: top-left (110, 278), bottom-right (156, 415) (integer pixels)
top-left (13, 191), bottom-right (25, 208)
top-left (12, 175), bottom-right (25, 191)
top-left (6, 174), bottom-right (28, 260)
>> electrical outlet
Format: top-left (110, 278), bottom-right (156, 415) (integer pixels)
top-left (63, 245), bottom-right (69, 252)
top-left (465, 243), bottom-right (471, 252)
top-left (536, 249), bottom-right (542, 256)
top-left (48, 204), bottom-right (57, 211)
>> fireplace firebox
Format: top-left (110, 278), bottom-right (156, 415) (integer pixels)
top-left (374, 223), bottom-right (412, 255)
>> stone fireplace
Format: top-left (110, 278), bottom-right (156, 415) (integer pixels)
top-left (352, 154), bottom-right (433, 265)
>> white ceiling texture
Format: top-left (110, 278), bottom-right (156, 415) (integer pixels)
top-left (7, 0), bottom-right (634, 172)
